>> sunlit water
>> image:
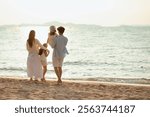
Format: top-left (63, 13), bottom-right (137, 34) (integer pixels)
top-left (0, 24), bottom-right (150, 79)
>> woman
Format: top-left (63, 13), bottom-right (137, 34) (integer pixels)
top-left (26, 30), bottom-right (49, 81)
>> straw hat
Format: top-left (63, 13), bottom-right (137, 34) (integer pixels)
top-left (50, 26), bottom-right (56, 32)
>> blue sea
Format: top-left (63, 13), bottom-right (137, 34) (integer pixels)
top-left (0, 23), bottom-right (150, 80)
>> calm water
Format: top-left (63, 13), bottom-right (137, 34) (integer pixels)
top-left (0, 24), bottom-right (150, 79)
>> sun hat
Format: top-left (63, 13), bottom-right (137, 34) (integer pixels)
top-left (50, 26), bottom-right (56, 32)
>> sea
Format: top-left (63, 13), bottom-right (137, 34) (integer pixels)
top-left (0, 23), bottom-right (150, 80)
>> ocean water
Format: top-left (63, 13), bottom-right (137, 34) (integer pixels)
top-left (0, 24), bottom-right (150, 79)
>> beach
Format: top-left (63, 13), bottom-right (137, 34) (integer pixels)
top-left (0, 77), bottom-right (150, 100)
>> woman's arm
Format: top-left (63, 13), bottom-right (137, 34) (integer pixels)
top-left (36, 39), bottom-right (49, 52)
top-left (44, 50), bottom-right (50, 57)
top-left (26, 41), bottom-right (29, 51)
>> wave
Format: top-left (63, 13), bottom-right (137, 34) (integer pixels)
top-left (65, 61), bottom-right (121, 66)
top-left (0, 67), bottom-right (55, 72)
top-left (65, 61), bottom-right (100, 66)
top-left (124, 47), bottom-right (150, 50)
top-left (0, 67), bottom-right (26, 72)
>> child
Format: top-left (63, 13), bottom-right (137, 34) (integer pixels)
top-left (47, 25), bottom-right (58, 46)
top-left (39, 43), bottom-right (49, 81)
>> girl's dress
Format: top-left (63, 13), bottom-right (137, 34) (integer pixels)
top-left (40, 50), bottom-right (48, 66)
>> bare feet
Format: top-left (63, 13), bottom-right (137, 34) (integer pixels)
top-left (29, 78), bottom-right (33, 81)
top-left (57, 80), bottom-right (62, 85)
top-left (41, 78), bottom-right (46, 82)
top-left (34, 79), bottom-right (39, 83)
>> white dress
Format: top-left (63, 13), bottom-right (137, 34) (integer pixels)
top-left (26, 39), bottom-right (47, 79)
top-left (40, 52), bottom-right (48, 66)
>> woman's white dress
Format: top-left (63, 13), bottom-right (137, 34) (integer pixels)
top-left (26, 39), bottom-right (47, 79)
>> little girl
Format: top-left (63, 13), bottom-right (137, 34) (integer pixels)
top-left (39, 43), bottom-right (49, 81)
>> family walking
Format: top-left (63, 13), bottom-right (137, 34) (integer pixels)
top-left (26, 26), bottom-right (68, 84)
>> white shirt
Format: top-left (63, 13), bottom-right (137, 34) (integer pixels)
top-left (51, 35), bottom-right (68, 58)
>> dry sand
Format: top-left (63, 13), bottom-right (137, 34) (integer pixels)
top-left (0, 77), bottom-right (150, 100)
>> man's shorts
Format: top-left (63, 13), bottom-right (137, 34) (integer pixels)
top-left (52, 57), bottom-right (64, 67)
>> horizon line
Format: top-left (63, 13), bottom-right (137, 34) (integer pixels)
top-left (0, 21), bottom-right (150, 27)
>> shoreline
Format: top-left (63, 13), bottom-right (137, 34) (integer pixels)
top-left (1, 75), bottom-right (150, 85)
top-left (0, 76), bottom-right (150, 99)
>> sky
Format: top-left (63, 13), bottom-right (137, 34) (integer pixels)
top-left (0, 0), bottom-right (150, 26)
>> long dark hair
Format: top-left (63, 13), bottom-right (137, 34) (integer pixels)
top-left (27, 30), bottom-right (35, 47)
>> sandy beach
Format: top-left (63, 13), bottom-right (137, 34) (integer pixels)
top-left (0, 77), bottom-right (150, 100)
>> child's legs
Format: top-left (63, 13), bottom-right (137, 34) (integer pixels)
top-left (43, 65), bottom-right (47, 79)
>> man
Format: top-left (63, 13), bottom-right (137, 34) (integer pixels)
top-left (50, 26), bottom-right (68, 84)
